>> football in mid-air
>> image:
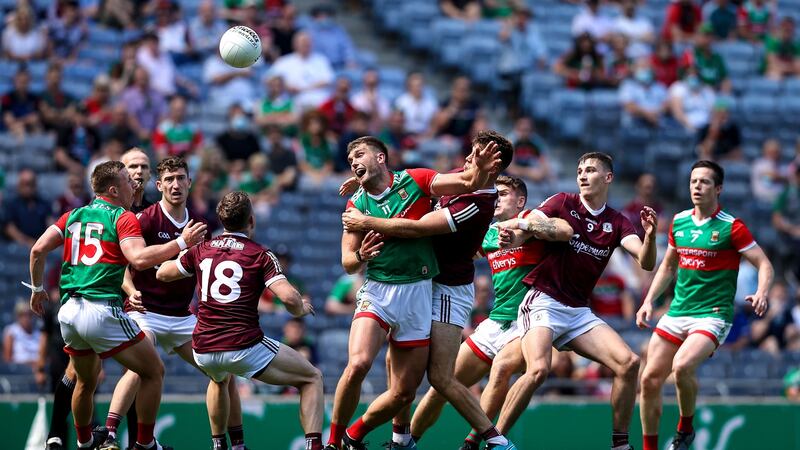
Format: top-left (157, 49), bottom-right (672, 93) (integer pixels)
top-left (219, 26), bottom-right (261, 68)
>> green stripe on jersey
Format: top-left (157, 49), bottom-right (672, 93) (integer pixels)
top-left (350, 170), bottom-right (438, 284)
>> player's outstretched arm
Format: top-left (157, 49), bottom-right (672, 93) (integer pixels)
top-left (430, 141), bottom-right (501, 196)
top-left (121, 220), bottom-right (207, 270)
top-left (155, 260), bottom-right (188, 283)
top-left (621, 206), bottom-right (659, 271)
top-left (636, 246), bottom-right (678, 329)
top-left (268, 278), bottom-right (314, 318)
top-left (496, 214), bottom-right (574, 242)
top-left (342, 208), bottom-right (452, 239)
top-left (28, 226), bottom-right (64, 315)
top-left (741, 245), bottom-right (774, 317)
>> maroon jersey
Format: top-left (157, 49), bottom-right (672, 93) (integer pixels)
top-left (177, 233), bottom-right (285, 353)
top-left (125, 202), bottom-right (211, 317)
top-left (433, 187), bottom-right (498, 286)
top-left (523, 193), bottom-right (638, 308)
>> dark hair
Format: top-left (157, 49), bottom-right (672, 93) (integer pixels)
top-left (216, 191), bottom-right (252, 232)
top-left (496, 175), bottom-right (527, 199)
top-left (91, 161), bottom-right (125, 194)
top-left (472, 130), bottom-right (514, 170)
top-left (156, 156), bottom-right (189, 180)
top-left (691, 160), bottom-right (724, 186)
top-left (347, 136), bottom-right (389, 159)
top-left (578, 152), bottom-right (614, 173)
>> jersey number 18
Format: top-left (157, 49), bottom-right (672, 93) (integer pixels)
top-left (198, 259), bottom-right (243, 303)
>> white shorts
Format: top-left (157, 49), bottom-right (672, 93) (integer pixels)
top-left (58, 297), bottom-right (144, 359)
top-left (354, 278), bottom-right (432, 347)
top-left (128, 311), bottom-right (196, 354)
top-left (431, 282), bottom-right (474, 328)
top-left (193, 336), bottom-right (280, 382)
top-left (655, 315), bottom-right (732, 348)
top-left (518, 288), bottom-right (605, 350)
top-left (465, 318), bottom-right (520, 364)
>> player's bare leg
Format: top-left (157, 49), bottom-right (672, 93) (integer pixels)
top-left (328, 317), bottom-right (386, 447)
top-left (254, 343), bottom-right (324, 449)
top-left (462, 339), bottom-right (525, 448)
top-left (496, 327), bottom-right (553, 434)
top-left (670, 334), bottom-right (715, 450)
top-left (174, 342), bottom-right (246, 448)
top-left (344, 344), bottom-right (428, 446)
top-left (411, 340), bottom-right (491, 440)
top-left (386, 348), bottom-right (415, 448)
top-left (639, 334), bottom-right (679, 450)
top-left (568, 324), bottom-right (641, 449)
top-left (111, 338), bottom-right (165, 448)
top-left (206, 377), bottom-right (231, 449)
top-left (71, 353), bottom-right (102, 448)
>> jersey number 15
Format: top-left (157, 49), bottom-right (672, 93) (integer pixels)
top-left (66, 222), bottom-right (104, 266)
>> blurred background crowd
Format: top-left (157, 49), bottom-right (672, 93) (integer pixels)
top-left (1, 0), bottom-right (800, 405)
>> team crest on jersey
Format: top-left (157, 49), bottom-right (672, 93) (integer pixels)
top-left (603, 222), bottom-right (613, 233)
top-left (711, 231), bottom-right (720, 242)
top-left (398, 188), bottom-right (408, 200)
top-left (358, 300), bottom-right (371, 311)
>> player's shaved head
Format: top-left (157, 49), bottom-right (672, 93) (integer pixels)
top-left (473, 130), bottom-right (514, 170)
top-left (91, 160), bottom-right (126, 194)
top-left (217, 191), bottom-right (252, 232)
top-left (578, 151), bottom-right (614, 173)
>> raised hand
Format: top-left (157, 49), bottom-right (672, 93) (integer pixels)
top-left (473, 141), bottom-right (501, 174)
top-left (181, 220), bottom-right (208, 247)
top-left (640, 206), bottom-right (658, 236)
top-left (339, 177), bottom-right (360, 197)
top-left (359, 230), bottom-right (384, 261)
top-left (342, 208), bottom-right (369, 232)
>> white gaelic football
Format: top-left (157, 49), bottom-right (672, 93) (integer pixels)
top-left (219, 26), bottom-right (262, 68)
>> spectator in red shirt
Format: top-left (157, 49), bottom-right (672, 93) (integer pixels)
top-left (318, 77), bottom-right (356, 137)
top-left (84, 74), bottom-right (113, 128)
top-left (152, 95), bottom-right (203, 159)
top-left (590, 270), bottom-right (636, 320)
top-left (650, 39), bottom-right (679, 86)
top-left (662, 0), bottom-right (703, 43)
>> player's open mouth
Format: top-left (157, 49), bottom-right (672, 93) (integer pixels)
top-left (355, 167), bottom-right (367, 178)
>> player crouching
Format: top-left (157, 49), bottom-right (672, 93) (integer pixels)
top-left (156, 192), bottom-right (324, 450)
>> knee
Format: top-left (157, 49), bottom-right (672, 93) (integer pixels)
top-left (672, 360), bottom-right (694, 381)
top-left (307, 367), bottom-right (323, 386)
top-left (428, 371), bottom-right (451, 392)
top-left (345, 357), bottom-right (372, 381)
top-left (522, 364), bottom-right (549, 386)
top-left (140, 359), bottom-right (165, 381)
top-left (617, 353), bottom-right (640, 380)
top-left (640, 370), bottom-right (665, 395)
top-left (390, 387), bottom-right (417, 407)
top-left (493, 360), bottom-right (520, 383)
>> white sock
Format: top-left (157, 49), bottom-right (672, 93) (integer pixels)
top-left (137, 439), bottom-right (158, 449)
top-left (108, 430), bottom-right (116, 439)
top-left (46, 437), bottom-right (63, 445)
top-left (77, 436), bottom-right (94, 448)
top-left (393, 432), bottom-right (411, 446)
top-left (232, 445), bottom-right (246, 450)
top-left (486, 435), bottom-right (509, 445)
top-left (611, 445), bottom-right (631, 450)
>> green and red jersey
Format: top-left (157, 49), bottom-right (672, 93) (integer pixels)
top-left (152, 119), bottom-right (202, 157)
top-left (668, 207), bottom-right (756, 321)
top-left (480, 209), bottom-right (544, 322)
top-left (53, 197), bottom-right (142, 303)
top-left (346, 169), bottom-right (439, 284)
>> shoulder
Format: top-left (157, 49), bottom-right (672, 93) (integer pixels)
top-left (350, 186), bottom-right (365, 205)
top-left (673, 208), bottom-right (693, 221)
top-left (716, 210), bottom-right (736, 224)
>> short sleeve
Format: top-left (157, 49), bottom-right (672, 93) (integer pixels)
top-left (346, 199), bottom-right (356, 210)
top-left (263, 250), bottom-right (286, 287)
top-left (52, 211), bottom-right (71, 237)
top-left (175, 247), bottom-right (196, 277)
top-left (534, 193), bottom-right (567, 219)
top-left (668, 218), bottom-right (676, 248)
top-left (116, 211), bottom-right (143, 243)
top-left (731, 219), bottom-right (756, 253)
top-left (618, 214), bottom-right (639, 246)
top-left (443, 199), bottom-right (481, 233)
top-left (406, 168), bottom-right (439, 196)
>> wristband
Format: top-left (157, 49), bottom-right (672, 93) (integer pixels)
top-left (517, 219), bottom-right (530, 231)
top-left (355, 250), bottom-right (363, 262)
top-left (21, 281), bottom-right (44, 293)
top-left (176, 236), bottom-right (188, 250)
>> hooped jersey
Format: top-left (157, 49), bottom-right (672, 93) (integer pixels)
top-left (668, 207), bottom-right (756, 321)
top-left (54, 197), bottom-right (142, 303)
top-left (347, 169), bottom-right (440, 284)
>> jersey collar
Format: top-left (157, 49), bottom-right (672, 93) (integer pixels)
top-left (159, 200), bottom-right (189, 228)
top-left (580, 196), bottom-right (606, 216)
top-left (691, 205), bottom-right (721, 227)
top-left (222, 231), bottom-right (248, 238)
top-left (366, 171), bottom-right (395, 200)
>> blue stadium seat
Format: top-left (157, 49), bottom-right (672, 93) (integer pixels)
top-left (743, 78), bottom-right (783, 97)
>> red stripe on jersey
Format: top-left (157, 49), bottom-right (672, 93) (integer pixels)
top-left (54, 211), bottom-right (70, 234)
top-left (406, 168), bottom-right (438, 196)
top-left (62, 237), bottom-right (130, 266)
top-left (731, 219), bottom-right (755, 252)
top-left (116, 211), bottom-right (143, 241)
top-left (675, 247), bottom-right (740, 271)
top-left (394, 196), bottom-right (431, 221)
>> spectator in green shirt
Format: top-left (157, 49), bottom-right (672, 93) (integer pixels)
top-left (255, 74), bottom-right (297, 133)
top-left (325, 271), bottom-right (363, 315)
top-left (765, 17), bottom-right (800, 80)
top-left (238, 153), bottom-right (278, 218)
top-left (296, 109), bottom-right (334, 184)
top-left (681, 24), bottom-right (730, 91)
